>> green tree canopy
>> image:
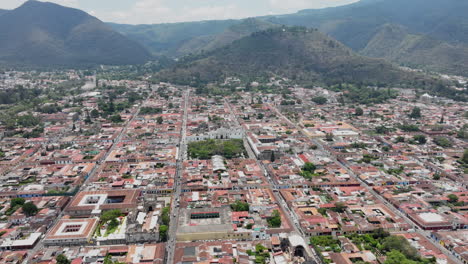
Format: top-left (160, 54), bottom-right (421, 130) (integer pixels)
top-left (447, 194), bottom-right (459, 203)
top-left (10, 198), bottom-right (25, 208)
top-left (382, 236), bottom-right (419, 260)
top-left (56, 254), bottom-right (71, 264)
top-left (303, 162), bottom-right (316, 173)
top-left (409, 107), bottom-right (422, 119)
top-left (231, 200), bottom-right (250, 212)
top-left (159, 224), bottom-right (168, 241)
top-left (22, 202), bottom-right (38, 217)
top-left (462, 149), bottom-right (468, 164)
top-left (355, 107), bottom-right (364, 116)
top-left (312, 96), bottom-right (327, 105)
top-left (157, 116), bottom-right (164, 124)
top-left (412, 135), bottom-right (427, 144)
top-left (267, 210), bottom-right (281, 228)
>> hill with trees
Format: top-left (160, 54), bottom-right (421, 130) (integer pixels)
top-left (175, 18), bottom-right (278, 56)
top-left (111, 0), bottom-right (468, 76)
top-left (158, 28), bottom-right (433, 84)
top-left (0, 0), bottom-right (151, 66)
top-left (362, 24), bottom-right (468, 76)
top-left (109, 20), bottom-right (239, 56)
top-left (264, 0), bottom-right (468, 76)
top-left (111, 18), bottom-right (277, 58)
top-left (156, 27), bottom-right (467, 101)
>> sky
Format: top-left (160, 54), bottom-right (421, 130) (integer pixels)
top-left (0, 0), bottom-right (360, 24)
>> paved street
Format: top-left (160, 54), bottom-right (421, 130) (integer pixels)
top-left (225, 99), bottom-right (321, 264)
top-left (166, 89), bottom-right (190, 264)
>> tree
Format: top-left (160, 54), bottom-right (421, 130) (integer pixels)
top-left (447, 194), bottom-right (459, 203)
top-left (355, 107), bottom-right (364, 116)
top-left (17, 114), bottom-right (41, 127)
top-left (103, 255), bottom-right (114, 264)
top-left (22, 202), bottom-right (38, 216)
top-left (161, 207), bottom-right (170, 226)
top-left (395, 136), bottom-right (405, 143)
top-left (109, 114), bottom-right (123, 123)
top-left (412, 135), bottom-right (427, 144)
top-left (267, 210), bottom-right (281, 228)
top-left (84, 110), bottom-right (92, 124)
top-left (398, 124), bottom-right (420, 132)
top-left (10, 198), bottom-right (25, 208)
top-left (382, 236), bottom-right (419, 260)
top-left (325, 133), bottom-right (334, 141)
top-left (462, 149), bottom-right (468, 164)
top-left (10, 198), bottom-right (26, 208)
top-left (433, 137), bottom-right (452, 148)
top-left (101, 209), bottom-right (122, 222)
top-left (312, 96), bottom-right (327, 105)
top-left (156, 116), bottom-right (163, 124)
top-left (333, 202), bottom-right (347, 213)
top-left (56, 254), bottom-right (71, 264)
top-left (375, 126), bottom-right (391, 134)
top-left (385, 250), bottom-right (414, 264)
top-left (457, 127), bottom-right (467, 139)
top-left (303, 162), bottom-right (316, 173)
top-left (159, 225), bottom-right (168, 241)
top-left (231, 200), bottom-right (250, 212)
top-left (372, 228), bottom-right (390, 239)
top-left (90, 109), bottom-right (100, 118)
top-left (409, 107), bottom-right (422, 119)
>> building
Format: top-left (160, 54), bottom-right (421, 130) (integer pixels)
top-left (186, 127), bottom-right (244, 142)
top-left (44, 218), bottom-right (99, 246)
top-left (176, 207), bottom-right (250, 241)
top-left (65, 189), bottom-right (140, 217)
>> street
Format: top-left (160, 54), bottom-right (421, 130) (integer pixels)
top-left (165, 89), bottom-right (189, 264)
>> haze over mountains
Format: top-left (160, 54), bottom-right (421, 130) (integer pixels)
top-left (112, 0), bottom-right (468, 76)
top-left (157, 27), bottom-right (417, 86)
top-left (0, 0), bottom-right (151, 66)
top-left (0, 0), bottom-right (467, 80)
top-left (361, 24), bottom-right (468, 76)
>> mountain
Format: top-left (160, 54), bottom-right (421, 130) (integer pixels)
top-left (362, 24), bottom-right (468, 76)
top-left (157, 27), bottom-right (417, 86)
top-left (175, 18), bottom-right (278, 56)
top-left (266, 0), bottom-right (468, 50)
top-left (0, 9), bottom-right (6, 16)
top-left (110, 0), bottom-right (468, 76)
top-left (0, 0), bottom-right (151, 66)
top-left (110, 18), bottom-right (277, 57)
top-left (109, 20), bottom-right (239, 56)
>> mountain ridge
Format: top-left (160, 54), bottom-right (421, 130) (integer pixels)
top-left (109, 20), bottom-right (239, 56)
top-left (110, 0), bottom-right (468, 76)
top-left (156, 27), bottom-right (417, 86)
top-left (0, 0), bottom-right (152, 66)
top-left (362, 24), bottom-right (468, 76)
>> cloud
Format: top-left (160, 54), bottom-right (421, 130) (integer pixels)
top-left (1, 0), bottom-right (360, 24)
top-left (269, 0), bottom-right (359, 12)
top-left (98, 0), bottom-right (360, 24)
top-left (100, 0), bottom-right (255, 24)
top-left (1, 0), bottom-right (80, 9)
